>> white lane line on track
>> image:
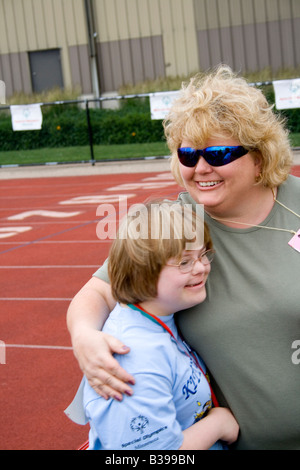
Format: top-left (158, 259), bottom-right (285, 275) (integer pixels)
top-left (0, 240), bottom-right (110, 243)
top-left (0, 298), bottom-right (72, 301)
top-left (0, 221), bottom-right (97, 224)
top-left (4, 344), bottom-right (73, 350)
top-left (0, 265), bottom-right (100, 268)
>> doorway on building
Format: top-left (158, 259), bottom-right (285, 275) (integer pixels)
top-left (29, 49), bottom-right (64, 93)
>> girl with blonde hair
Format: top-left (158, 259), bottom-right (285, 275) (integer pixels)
top-left (67, 201), bottom-right (238, 450)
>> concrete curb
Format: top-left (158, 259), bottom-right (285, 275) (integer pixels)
top-left (0, 151), bottom-right (299, 180)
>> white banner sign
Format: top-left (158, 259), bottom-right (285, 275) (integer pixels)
top-left (10, 104), bottom-right (43, 131)
top-left (150, 91), bottom-right (180, 120)
top-left (273, 79), bottom-right (300, 110)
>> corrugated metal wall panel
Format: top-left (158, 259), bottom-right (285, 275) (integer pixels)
top-left (137, 0), bottom-right (154, 37)
top-left (255, 21), bottom-right (270, 70)
top-left (23, 0), bottom-right (38, 51)
top-left (4, 0), bottom-right (20, 52)
top-left (10, 53), bottom-right (23, 92)
top-left (194, 0), bottom-right (299, 72)
top-left (127, 0), bottom-right (142, 38)
top-left (97, 35), bottom-right (165, 92)
top-left (0, 54), bottom-right (13, 96)
top-left (280, 17), bottom-right (296, 68)
top-left (43, 1), bottom-right (58, 47)
top-left (32, 0), bottom-right (48, 49)
top-left (69, 45), bottom-right (82, 88)
top-left (293, 17), bottom-right (300, 65)
top-left (78, 44), bottom-right (92, 93)
top-left (0, 1), bottom-right (9, 53)
top-left (0, 0), bottom-right (299, 98)
top-left (10, 1), bottom-right (28, 52)
top-left (147, 0), bottom-right (163, 37)
top-left (19, 52), bottom-right (32, 94)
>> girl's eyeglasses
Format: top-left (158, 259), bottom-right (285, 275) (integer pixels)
top-left (177, 146), bottom-right (249, 167)
top-left (167, 249), bottom-right (215, 273)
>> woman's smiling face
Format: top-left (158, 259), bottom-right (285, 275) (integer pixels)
top-left (179, 136), bottom-right (262, 218)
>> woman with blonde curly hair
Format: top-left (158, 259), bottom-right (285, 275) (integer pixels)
top-left (67, 65), bottom-right (300, 450)
top-left (165, 66), bottom-right (293, 190)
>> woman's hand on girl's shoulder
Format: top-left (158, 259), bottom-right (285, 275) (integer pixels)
top-left (73, 328), bottom-right (135, 401)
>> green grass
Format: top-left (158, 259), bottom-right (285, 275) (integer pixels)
top-left (289, 133), bottom-right (300, 148)
top-left (0, 142), bottom-right (170, 166)
top-left (0, 136), bottom-right (299, 167)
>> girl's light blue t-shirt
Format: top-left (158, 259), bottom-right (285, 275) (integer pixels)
top-left (83, 303), bottom-right (224, 450)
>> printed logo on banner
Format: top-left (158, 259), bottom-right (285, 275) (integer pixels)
top-left (10, 104), bottom-right (43, 131)
top-left (273, 79), bottom-right (300, 110)
top-left (150, 91), bottom-right (180, 119)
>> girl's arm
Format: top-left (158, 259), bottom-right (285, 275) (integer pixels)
top-left (84, 363), bottom-right (239, 450)
top-left (180, 407), bottom-right (239, 450)
top-left (67, 276), bottom-right (135, 401)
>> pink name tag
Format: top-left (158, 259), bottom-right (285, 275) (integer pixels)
top-left (288, 229), bottom-right (300, 253)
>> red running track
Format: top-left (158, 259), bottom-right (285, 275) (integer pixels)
top-left (0, 169), bottom-right (181, 450)
top-left (0, 166), bottom-right (299, 450)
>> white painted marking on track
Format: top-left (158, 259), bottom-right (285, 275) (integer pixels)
top-left (0, 226), bottom-right (32, 239)
top-left (0, 265), bottom-right (100, 269)
top-left (4, 344), bottom-right (73, 350)
top-left (1, 221), bottom-right (98, 225)
top-left (0, 240), bottom-right (110, 244)
top-left (7, 210), bottom-right (81, 220)
top-left (59, 194), bottom-right (136, 205)
top-left (142, 173), bottom-right (175, 181)
top-left (106, 182), bottom-right (175, 191)
top-left (0, 298), bottom-right (72, 301)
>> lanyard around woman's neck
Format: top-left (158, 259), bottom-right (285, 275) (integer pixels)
top-left (208, 187), bottom-right (300, 235)
top-left (128, 303), bottom-right (219, 408)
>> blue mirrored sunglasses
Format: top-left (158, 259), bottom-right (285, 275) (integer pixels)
top-left (177, 146), bottom-right (249, 167)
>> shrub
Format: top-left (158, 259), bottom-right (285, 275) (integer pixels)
top-left (0, 91), bottom-right (298, 151)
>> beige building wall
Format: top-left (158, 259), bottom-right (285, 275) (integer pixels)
top-left (0, 0), bottom-right (90, 96)
top-left (93, 0), bottom-right (199, 77)
top-left (194, 0), bottom-right (300, 72)
top-left (0, 0), bottom-right (299, 98)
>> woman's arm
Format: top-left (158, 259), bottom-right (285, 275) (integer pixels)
top-left (67, 276), bottom-right (135, 401)
top-left (180, 407), bottom-right (239, 450)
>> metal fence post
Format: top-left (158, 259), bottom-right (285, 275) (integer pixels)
top-left (85, 100), bottom-right (95, 165)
